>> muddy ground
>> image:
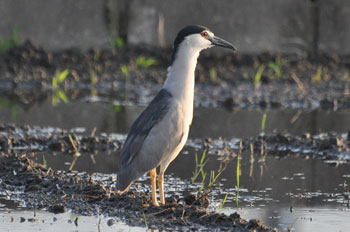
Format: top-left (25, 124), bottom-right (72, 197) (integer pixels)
top-left (0, 124), bottom-right (349, 230)
top-left (0, 41), bottom-right (349, 109)
top-left (0, 42), bottom-right (349, 230)
top-left (0, 151), bottom-right (277, 231)
top-left (0, 124), bottom-right (349, 162)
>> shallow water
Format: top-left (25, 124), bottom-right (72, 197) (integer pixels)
top-left (0, 100), bottom-right (349, 138)
top-left (19, 148), bottom-right (349, 231)
top-left (0, 208), bottom-right (144, 232)
top-left (1, 98), bottom-right (350, 231)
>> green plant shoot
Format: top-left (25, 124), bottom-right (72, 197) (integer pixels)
top-left (110, 37), bottom-right (124, 49)
top-left (42, 155), bottom-right (47, 168)
top-left (268, 57), bottom-right (284, 78)
top-left (136, 56), bottom-right (157, 68)
top-left (219, 193), bottom-right (228, 213)
top-left (142, 211), bottom-right (148, 230)
top-left (209, 67), bottom-right (218, 83)
top-left (236, 152), bottom-right (240, 210)
top-left (312, 66), bottom-right (322, 83)
top-left (52, 69), bottom-right (70, 89)
top-left (254, 65), bottom-right (265, 87)
top-left (191, 150), bottom-right (208, 184)
top-left (90, 69), bottom-right (98, 85)
top-left (121, 65), bottom-right (129, 77)
top-left (261, 113), bottom-right (267, 133)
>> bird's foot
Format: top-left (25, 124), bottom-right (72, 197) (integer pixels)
top-left (152, 199), bottom-right (160, 207)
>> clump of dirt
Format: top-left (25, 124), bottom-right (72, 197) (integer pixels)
top-left (0, 152), bottom-right (276, 231)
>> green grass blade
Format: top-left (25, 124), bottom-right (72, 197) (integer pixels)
top-left (261, 113), bottom-right (267, 133)
top-left (236, 154), bottom-right (240, 209)
top-left (200, 150), bottom-right (207, 164)
top-left (142, 211), bottom-right (148, 230)
top-left (136, 56), bottom-right (157, 68)
top-left (219, 193), bottom-right (228, 213)
top-left (110, 37), bottom-right (124, 49)
top-left (57, 69), bottom-right (70, 83)
top-left (254, 65), bottom-right (265, 86)
top-left (90, 69), bottom-right (98, 84)
top-left (121, 65), bottom-right (129, 76)
top-left (52, 77), bottom-right (58, 89)
top-left (42, 154), bottom-right (47, 168)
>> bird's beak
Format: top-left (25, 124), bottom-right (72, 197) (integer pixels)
top-left (209, 35), bottom-right (237, 52)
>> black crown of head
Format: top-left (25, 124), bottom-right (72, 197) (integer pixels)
top-left (171, 25), bottom-right (209, 64)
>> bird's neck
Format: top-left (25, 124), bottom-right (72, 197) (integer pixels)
top-left (163, 44), bottom-right (201, 124)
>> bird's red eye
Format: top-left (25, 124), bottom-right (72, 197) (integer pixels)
top-left (201, 31), bottom-right (208, 38)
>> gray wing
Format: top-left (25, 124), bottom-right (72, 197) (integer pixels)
top-left (120, 88), bottom-right (173, 166)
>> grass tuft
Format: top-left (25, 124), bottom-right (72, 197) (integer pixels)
top-left (268, 57), bottom-right (284, 79)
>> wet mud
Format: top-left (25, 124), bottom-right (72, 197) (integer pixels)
top-left (0, 41), bottom-right (349, 110)
top-left (0, 123), bottom-right (349, 231)
top-left (1, 124), bottom-right (349, 162)
top-left (0, 152), bottom-right (275, 231)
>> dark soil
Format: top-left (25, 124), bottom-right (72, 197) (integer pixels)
top-left (1, 124), bottom-right (349, 162)
top-left (0, 151), bottom-right (275, 231)
top-left (0, 40), bottom-right (349, 109)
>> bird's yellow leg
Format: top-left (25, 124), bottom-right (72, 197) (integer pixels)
top-left (150, 168), bottom-right (159, 206)
top-left (158, 172), bottom-right (165, 205)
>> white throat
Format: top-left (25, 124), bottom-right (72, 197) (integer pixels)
top-left (163, 42), bottom-right (202, 125)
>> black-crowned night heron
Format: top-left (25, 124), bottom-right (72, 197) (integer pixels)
top-left (117, 25), bottom-right (236, 206)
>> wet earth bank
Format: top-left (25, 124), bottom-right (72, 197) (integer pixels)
top-left (0, 41), bottom-right (349, 110)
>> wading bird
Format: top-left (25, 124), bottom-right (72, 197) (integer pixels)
top-left (117, 25), bottom-right (236, 206)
